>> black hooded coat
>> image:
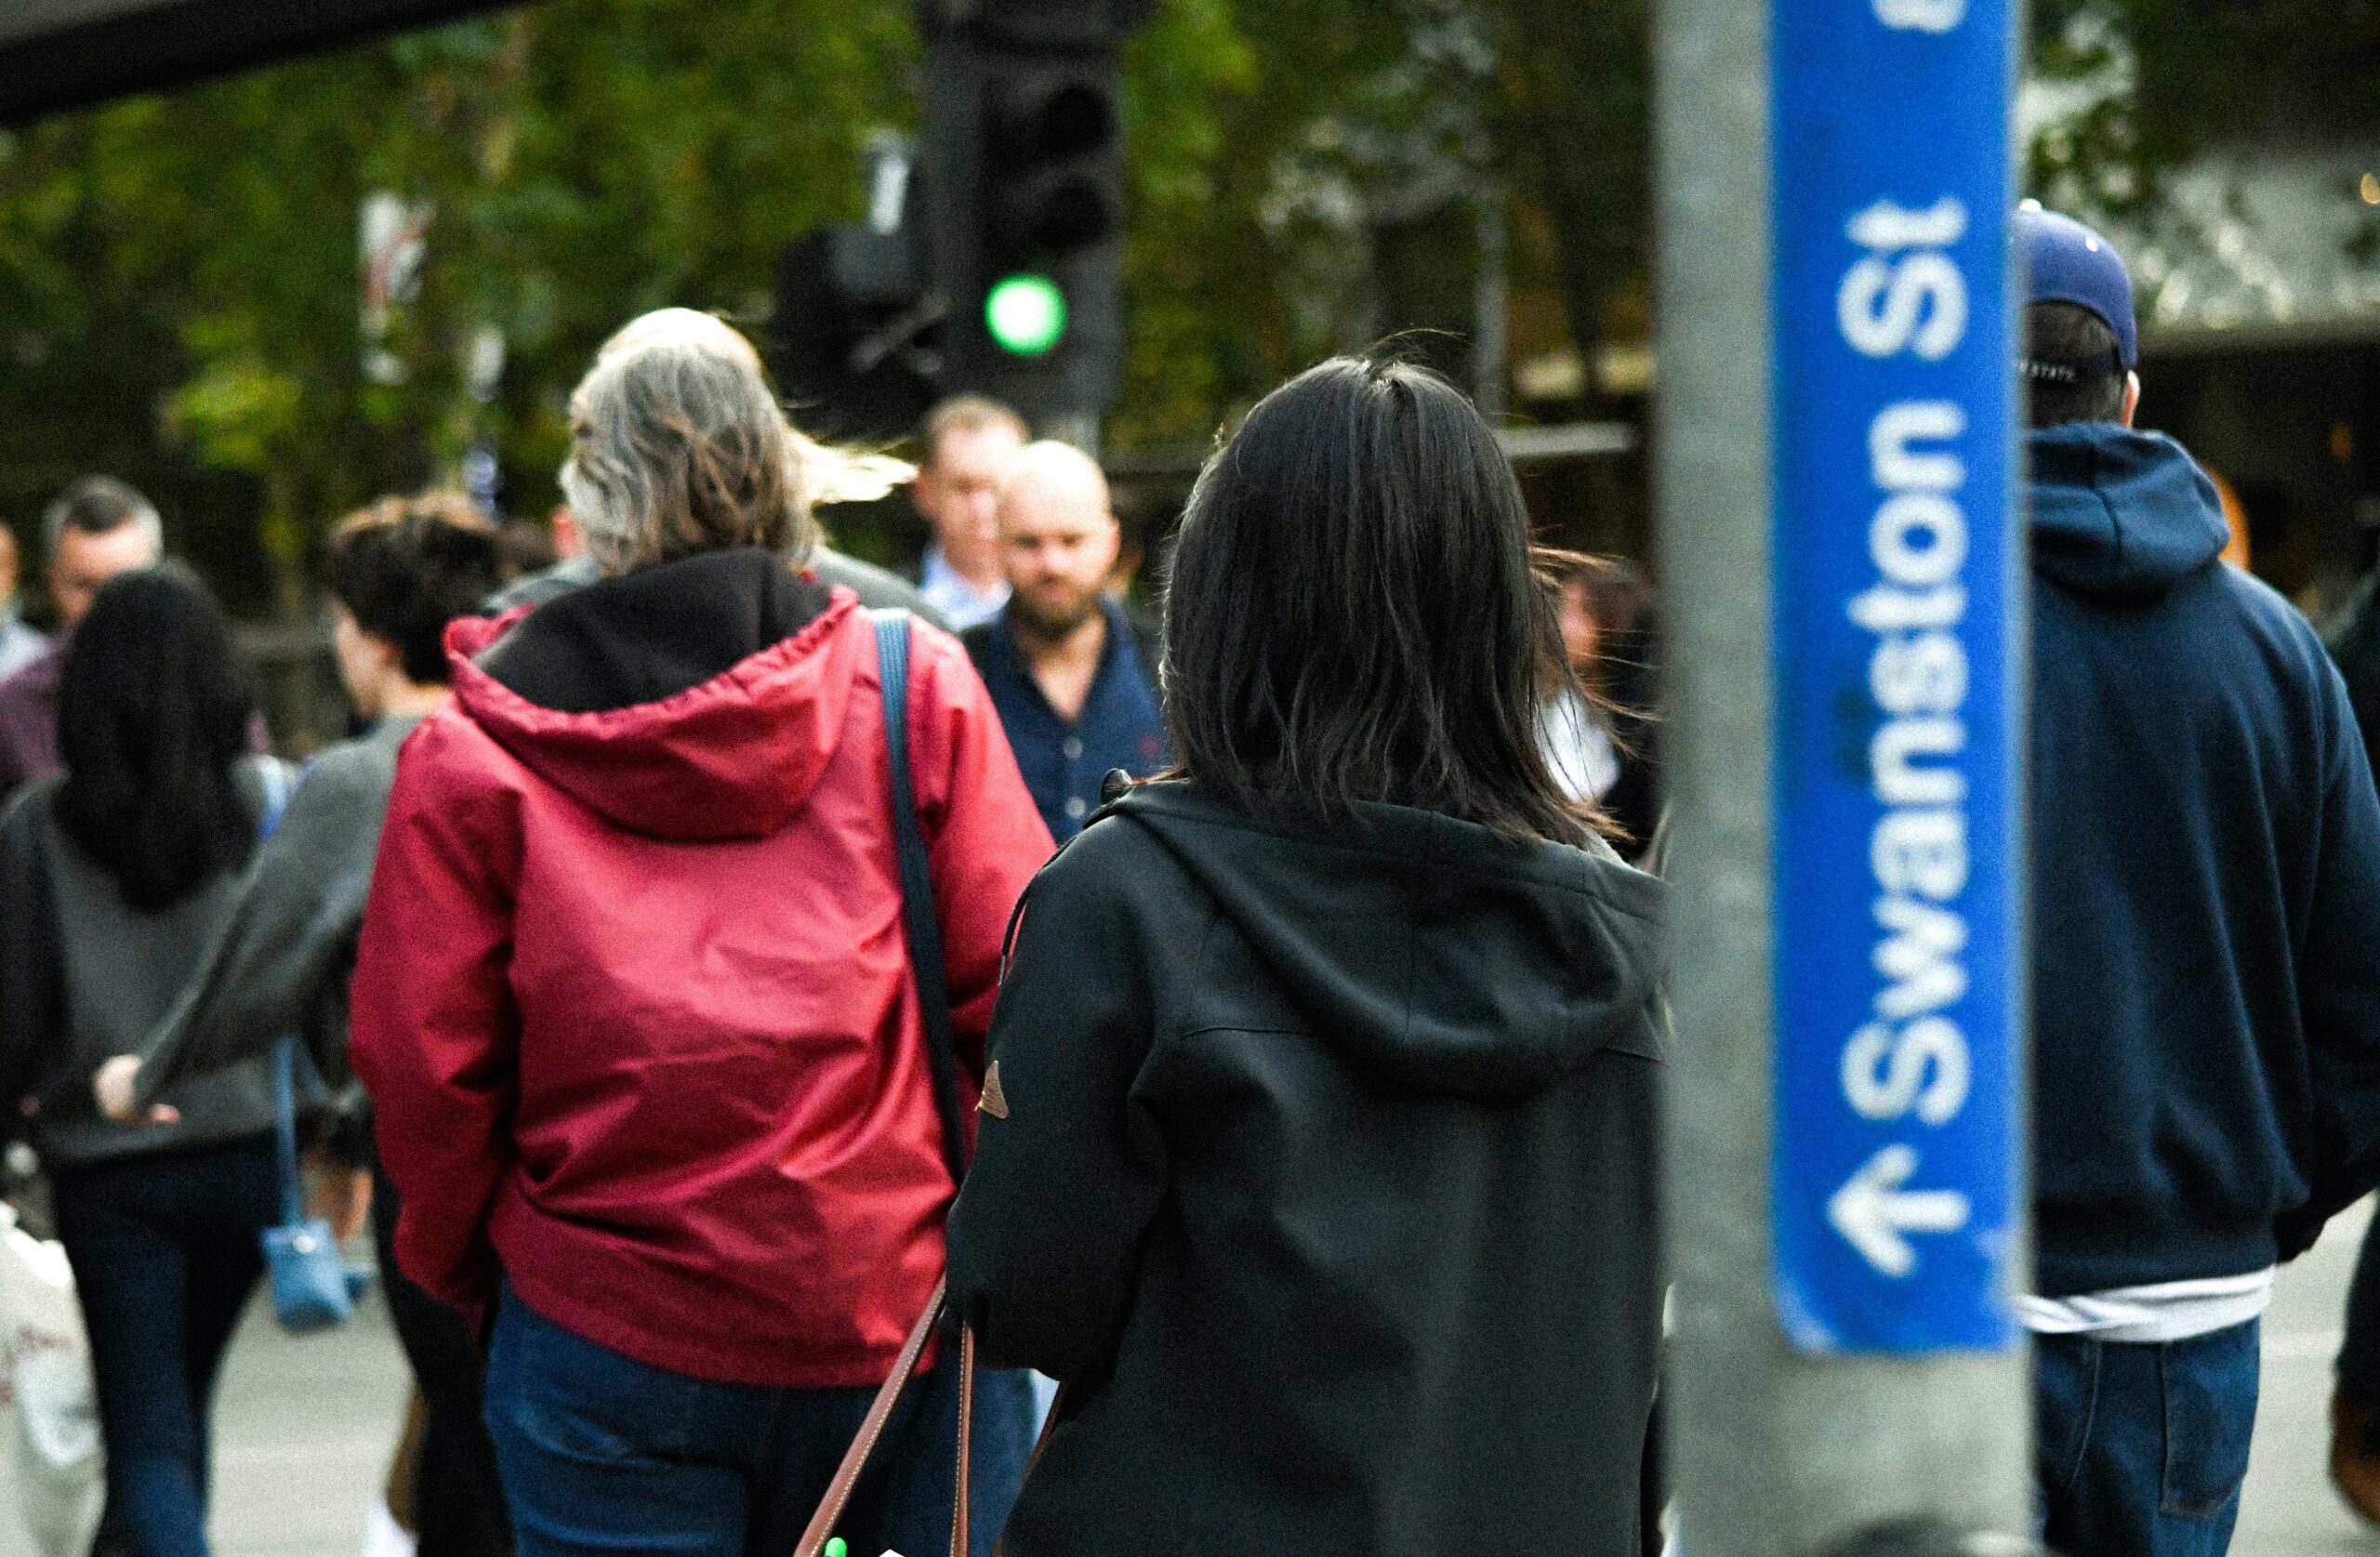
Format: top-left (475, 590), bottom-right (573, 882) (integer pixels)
top-left (945, 782), bottom-right (1665, 1557)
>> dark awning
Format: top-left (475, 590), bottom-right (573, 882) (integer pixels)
top-left (0, 0), bottom-right (522, 127)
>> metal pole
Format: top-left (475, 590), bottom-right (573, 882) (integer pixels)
top-left (1472, 191), bottom-right (1510, 425)
top-left (1653, 0), bottom-right (2032, 1547)
top-left (1041, 411), bottom-right (1101, 456)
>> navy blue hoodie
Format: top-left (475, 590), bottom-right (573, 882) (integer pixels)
top-left (2030, 422), bottom-right (2380, 1295)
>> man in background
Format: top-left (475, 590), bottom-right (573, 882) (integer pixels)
top-left (0, 477), bottom-right (164, 798)
top-left (913, 395), bottom-right (1027, 630)
top-left (0, 528), bottom-right (47, 681)
top-left (961, 442), bottom-right (1164, 843)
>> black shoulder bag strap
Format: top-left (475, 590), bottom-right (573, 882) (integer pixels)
top-left (872, 609), bottom-right (971, 1181)
top-left (800, 614), bottom-right (1055, 1557)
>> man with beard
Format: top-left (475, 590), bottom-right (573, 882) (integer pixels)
top-left (962, 442), bottom-right (1166, 843)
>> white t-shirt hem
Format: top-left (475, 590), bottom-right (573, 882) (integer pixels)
top-left (2017, 1267), bottom-right (2275, 1345)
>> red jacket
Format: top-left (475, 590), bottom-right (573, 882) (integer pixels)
top-left (350, 559), bottom-right (1052, 1387)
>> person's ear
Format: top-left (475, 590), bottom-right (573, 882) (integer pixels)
top-left (370, 631), bottom-right (407, 681)
top-left (2122, 371), bottom-right (2141, 429)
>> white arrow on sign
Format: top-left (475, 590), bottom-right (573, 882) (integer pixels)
top-left (1826, 1142), bottom-right (1970, 1277)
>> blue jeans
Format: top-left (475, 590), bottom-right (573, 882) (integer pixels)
top-left (483, 1285), bottom-right (1038, 1557)
top-left (50, 1135), bottom-right (281, 1557)
top-left (2033, 1319), bottom-right (2260, 1557)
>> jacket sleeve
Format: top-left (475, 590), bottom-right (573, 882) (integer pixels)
top-left (907, 627), bottom-right (1055, 1077)
top-left (0, 788), bottom-right (62, 1129)
top-left (136, 753), bottom-right (382, 1108)
top-left (2280, 666), bottom-right (2380, 1259)
top-left (347, 719), bottom-right (524, 1318)
top-left (943, 833), bottom-right (1170, 1379)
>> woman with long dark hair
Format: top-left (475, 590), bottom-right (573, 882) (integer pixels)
top-left (0, 566), bottom-right (293, 1557)
top-left (945, 356), bottom-right (1667, 1555)
top-left (96, 497), bottom-right (511, 1557)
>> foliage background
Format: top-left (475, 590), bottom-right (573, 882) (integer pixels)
top-left (0, 0), bottom-right (2373, 619)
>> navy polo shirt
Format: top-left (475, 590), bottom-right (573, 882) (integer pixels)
top-left (961, 600), bottom-right (1168, 842)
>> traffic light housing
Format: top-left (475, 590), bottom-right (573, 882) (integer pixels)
top-left (774, 2), bottom-right (1152, 443)
top-left (921, 0), bottom-right (1150, 432)
top-left (771, 219), bottom-right (938, 444)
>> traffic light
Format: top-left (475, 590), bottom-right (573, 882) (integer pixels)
top-left (774, 3), bottom-right (1154, 443)
top-left (771, 140), bottom-right (940, 443)
top-left (920, 0), bottom-right (1153, 434)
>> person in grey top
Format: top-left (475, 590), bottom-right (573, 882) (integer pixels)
top-left (487, 538), bottom-right (945, 625)
top-left (99, 495), bottom-right (517, 1557)
top-left (0, 566), bottom-right (292, 1557)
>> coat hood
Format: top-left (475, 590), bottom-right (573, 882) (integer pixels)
top-left (1104, 785), bottom-right (1664, 1099)
top-left (2029, 423), bottom-right (2229, 602)
top-left (444, 549), bottom-right (857, 842)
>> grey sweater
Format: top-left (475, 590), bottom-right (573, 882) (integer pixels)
top-left (134, 717), bottom-right (421, 1121)
top-left (484, 547), bottom-right (946, 625)
top-left (0, 757), bottom-right (292, 1168)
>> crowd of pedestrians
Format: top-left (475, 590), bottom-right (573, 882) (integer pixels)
top-left (0, 203), bottom-right (2377, 1557)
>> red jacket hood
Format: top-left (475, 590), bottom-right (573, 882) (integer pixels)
top-left (443, 592), bottom-right (865, 842)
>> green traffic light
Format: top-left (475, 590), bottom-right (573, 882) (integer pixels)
top-left (985, 273), bottom-right (1067, 356)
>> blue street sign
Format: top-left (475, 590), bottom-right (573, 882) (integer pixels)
top-left (1769, 0), bottom-right (2020, 1352)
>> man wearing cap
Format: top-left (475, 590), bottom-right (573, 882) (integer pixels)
top-left (2012, 204), bottom-right (2380, 1555)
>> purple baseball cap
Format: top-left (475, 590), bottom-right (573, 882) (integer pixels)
top-left (2015, 201), bottom-right (2136, 367)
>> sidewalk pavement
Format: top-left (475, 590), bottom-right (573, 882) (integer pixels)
top-left (2234, 1194), bottom-right (2372, 1555)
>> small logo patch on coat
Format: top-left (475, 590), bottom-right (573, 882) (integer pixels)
top-left (979, 1061), bottom-right (1011, 1119)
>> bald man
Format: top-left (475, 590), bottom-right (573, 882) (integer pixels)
top-left (960, 441), bottom-right (1166, 842)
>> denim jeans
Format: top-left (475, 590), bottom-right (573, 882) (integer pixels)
top-left (2033, 1319), bottom-right (2260, 1557)
top-left (483, 1285), bottom-right (1038, 1557)
top-left (50, 1135), bottom-right (281, 1557)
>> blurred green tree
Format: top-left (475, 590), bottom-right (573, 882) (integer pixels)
top-left (0, 0), bottom-right (2370, 625)
top-left (0, 0), bottom-right (917, 617)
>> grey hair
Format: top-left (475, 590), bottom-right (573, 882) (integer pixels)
top-left (561, 310), bottom-right (910, 576)
top-left (44, 476), bottom-right (164, 561)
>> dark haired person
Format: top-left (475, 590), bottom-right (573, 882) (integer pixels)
top-left (2007, 205), bottom-right (2380, 1556)
top-left (2322, 487), bottom-right (2380, 1521)
top-left (1541, 554), bottom-right (1662, 860)
top-left (0, 476), bottom-right (165, 798)
top-left (94, 495), bottom-right (512, 1557)
top-left (0, 567), bottom-right (294, 1557)
top-left (944, 356), bottom-right (1665, 1556)
top-left (350, 311), bottom-right (1050, 1557)
top-left (962, 442), bottom-right (1166, 843)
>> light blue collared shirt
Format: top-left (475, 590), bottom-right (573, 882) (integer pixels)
top-left (919, 548), bottom-right (1009, 632)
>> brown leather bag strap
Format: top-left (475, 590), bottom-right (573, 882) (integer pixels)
top-left (949, 1325), bottom-right (975, 1557)
top-left (792, 1278), bottom-right (950, 1557)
